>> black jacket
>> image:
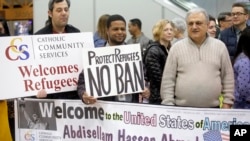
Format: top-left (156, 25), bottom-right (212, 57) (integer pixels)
top-left (220, 25), bottom-right (250, 62)
top-left (144, 41), bottom-right (169, 104)
top-left (35, 24), bottom-right (80, 35)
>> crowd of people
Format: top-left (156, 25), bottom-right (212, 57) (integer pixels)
top-left (1, 0), bottom-right (250, 140)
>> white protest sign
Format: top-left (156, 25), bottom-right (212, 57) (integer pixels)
top-left (0, 32), bottom-right (94, 100)
top-left (82, 44), bottom-right (144, 98)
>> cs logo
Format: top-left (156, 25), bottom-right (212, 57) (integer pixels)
top-left (24, 131), bottom-right (35, 141)
top-left (5, 38), bottom-right (29, 61)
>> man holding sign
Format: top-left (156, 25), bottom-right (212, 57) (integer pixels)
top-left (34, 0), bottom-right (80, 99)
top-left (77, 14), bottom-right (149, 104)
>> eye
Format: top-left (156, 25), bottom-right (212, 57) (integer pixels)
top-left (196, 22), bottom-right (203, 26)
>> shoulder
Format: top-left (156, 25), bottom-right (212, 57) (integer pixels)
top-left (209, 37), bottom-right (225, 45)
top-left (126, 38), bottom-right (133, 44)
top-left (170, 38), bottom-right (188, 51)
top-left (144, 42), bottom-right (161, 57)
top-left (220, 27), bottom-right (235, 37)
top-left (147, 42), bottom-right (160, 51)
top-left (206, 37), bottom-right (227, 48)
top-left (34, 25), bottom-right (52, 35)
top-left (140, 34), bottom-right (151, 41)
top-left (235, 54), bottom-right (250, 66)
top-left (65, 24), bottom-right (80, 33)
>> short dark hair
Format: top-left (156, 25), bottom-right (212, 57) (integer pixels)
top-left (217, 12), bottom-right (231, 27)
top-left (129, 18), bottom-right (142, 30)
top-left (232, 2), bottom-right (249, 14)
top-left (106, 14), bottom-right (126, 28)
top-left (218, 12), bottom-right (231, 21)
top-left (209, 15), bottom-right (216, 22)
top-left (47, 0), bottom-right (70, 26)
top-left (48, 0), bottom-right (70, 11)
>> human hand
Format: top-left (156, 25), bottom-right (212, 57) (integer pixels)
top-left (36, 89), bottom-right (47, 98)
top-left (141, 87), bottom-right (150, 99)
top-left (82, 92), bottom-right (97, 105)
top-left (221, 103), bottom-right (232, 109)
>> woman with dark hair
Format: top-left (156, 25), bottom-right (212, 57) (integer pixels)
top-left (233, 28), bottom-right (250, 109)
top-left (207, 15), bottom-right (218, 38)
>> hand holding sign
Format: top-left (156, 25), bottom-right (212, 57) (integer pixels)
top-left (82, 92), bottom-right (97, 105)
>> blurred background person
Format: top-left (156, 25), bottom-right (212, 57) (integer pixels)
top-left (233, 28), bottom-right (250, 109)
top-left (171, 17), bottom-right (186, 44)
top-left (127, 18), bottom-right (152, 56)
top-left (94, 14), bottom-right (110, 47)
top-left (207, 15), bottom-right (217, 38)
top-left (220, 2), bottom-right (249, 62)
top-left (143, 19), bottom-right (175, 104)
top-left (235, 0), bottom-right (250, 26)
top-left (217, 12), bottom-right (232, 31)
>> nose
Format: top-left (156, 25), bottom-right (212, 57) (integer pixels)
top-left (61, 9), bottom-right (67, 15)
top-left (191, 23), bottom-right (198, 28)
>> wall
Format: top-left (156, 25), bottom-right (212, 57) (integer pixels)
top-left (33, 0), bottom-right (185, 39)
top-left (33, 0), bottom-right (236, 39)
top-left (192, 0), bottom-right (235, 18)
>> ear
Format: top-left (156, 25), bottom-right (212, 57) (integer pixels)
top-left (48, 10), bottom-right (52, 18)
top-left (106, 28), bottom-right (109, 37)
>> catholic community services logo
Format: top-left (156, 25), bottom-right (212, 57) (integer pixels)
top-left (5, 38), bottom-right (30, 61)
top-left (24, 130), bottom-right (36, 141)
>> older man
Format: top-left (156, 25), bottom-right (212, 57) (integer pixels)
top-left (160, 7), bottom-right (234, 108)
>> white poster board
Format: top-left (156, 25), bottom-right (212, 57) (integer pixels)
top-left (82, 44), bottom-right (144, 98)
top-left (0, 32), bottom-right (94, 99)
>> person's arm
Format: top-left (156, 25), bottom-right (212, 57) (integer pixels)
top-left (144, 47), bottom-right (164, 103)
top-left (234, 58), bottom-right (250, 95)
top-left (160, 48), bottom-right (177, 105)
top-left (140, 82), bottom-right (150, 99)
top-left (77, 70), bottom-right (97, 104)
top-left (20, 104), bottom-right (32, 125)
top-left (220, 44), bottom-right (234, 109)
top-left (233, 57), bottom-right (250, 108)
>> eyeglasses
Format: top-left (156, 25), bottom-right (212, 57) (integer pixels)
top-left (231, 12), bottom-right (247, 17)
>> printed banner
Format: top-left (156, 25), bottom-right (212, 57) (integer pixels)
top-left (0, 32), bottom-right (94, 99)
top-left (16, 98), bottom-right (250, 141)
top-left (82, 44), bottom-right (144, 98)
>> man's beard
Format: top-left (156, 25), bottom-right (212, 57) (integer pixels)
top-left (109, 38), bottom-right (125, 45)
